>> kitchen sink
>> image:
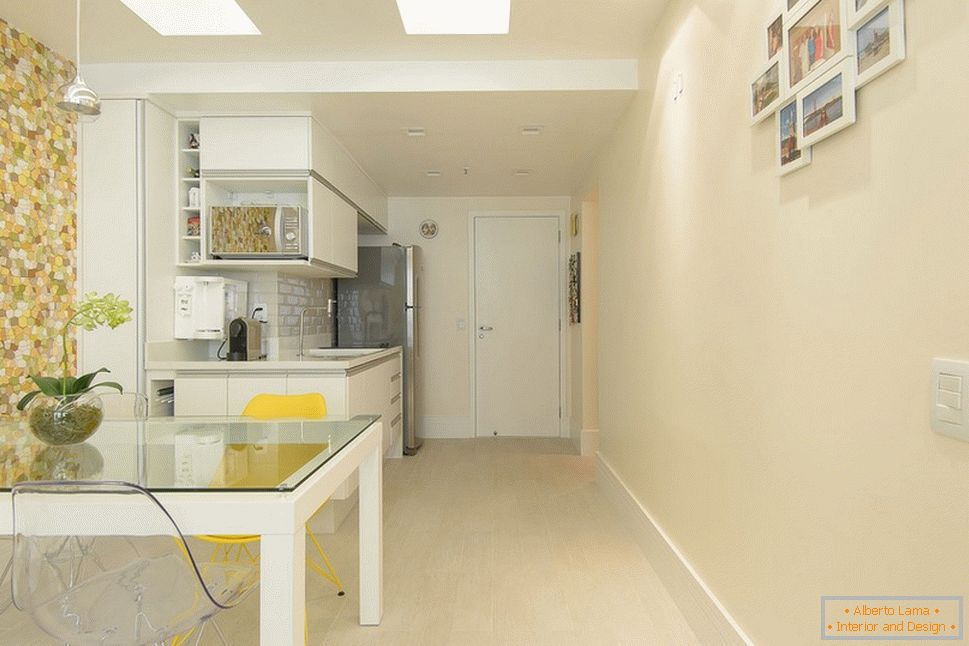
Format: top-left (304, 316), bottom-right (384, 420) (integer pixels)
top-left (302, 348), bottom-right (385, 359)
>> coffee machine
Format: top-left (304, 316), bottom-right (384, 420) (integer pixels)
top-left (228, 318), bottom-right (263, 361)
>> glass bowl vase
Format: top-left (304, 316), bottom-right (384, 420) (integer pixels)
top-left (26, 392), bottom-right (104, 446)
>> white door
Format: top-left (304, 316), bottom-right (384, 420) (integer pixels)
top-left (474, 216), bottom-right (560, 437)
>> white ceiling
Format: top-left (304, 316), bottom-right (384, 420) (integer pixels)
top-left (0, 0), bottom-right (665, 196)
top-left (154, 90), bottom-right (636, 196)
top-left (0, 0), bottom-right (668, 63)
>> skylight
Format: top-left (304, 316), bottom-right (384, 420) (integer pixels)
top-left (395, 0), bottom-right (511, 35)
top-left (119, 0), bottom-right (260, 36)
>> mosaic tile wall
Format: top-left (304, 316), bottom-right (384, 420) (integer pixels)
top-left (0, 18), bottom-right (77, 417)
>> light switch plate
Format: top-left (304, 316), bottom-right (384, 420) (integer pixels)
top-left (932, 358), bottom-right (969, 442)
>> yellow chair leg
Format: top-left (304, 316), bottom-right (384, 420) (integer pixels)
top-left (307, 530), bottom-right (345, 596)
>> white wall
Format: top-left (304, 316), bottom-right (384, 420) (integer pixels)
top-left (585, 1), bottom-right (969, 643)
top-left (362, 196), bottom-right (571, 438)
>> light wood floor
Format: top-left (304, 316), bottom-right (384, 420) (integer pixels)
top-left (0, 438), bottom-right (699, 645)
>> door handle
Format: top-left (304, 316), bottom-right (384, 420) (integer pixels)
top-left (478, 326), bottom-right (494, 331)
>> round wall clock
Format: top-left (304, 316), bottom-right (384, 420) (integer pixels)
top-left (419, 219), bottom-right (439, 239)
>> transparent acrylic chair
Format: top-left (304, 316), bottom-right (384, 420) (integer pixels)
top-left (11, 481), bottom-right (259, 646)
top-left (0, 535), bottom-right (10, 615)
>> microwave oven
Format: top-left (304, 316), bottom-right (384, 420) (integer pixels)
top-left (209, 205), bottom-right (306, 258)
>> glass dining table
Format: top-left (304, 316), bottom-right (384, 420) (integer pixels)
top-left (0, 415), bottom-right (385, 644)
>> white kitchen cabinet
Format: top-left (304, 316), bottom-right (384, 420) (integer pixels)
top-left (174, 375), bottom-right (228, 416)
top-left (348, 357), bottom-right (403, 456)
top-left (286, 376), bottom-right (347, 416)
top-left (311, 123), bottom-right (388, 231)
top-left (198, 115), bottom-right (386, 230)
top-left (227, 374), bottom-right (288, 415)
top-left (199, 116), bottom-right (310, 172)
top-left (309, 178), bottom-right (358, 274)
top-left (162, 354), bottom-right (402, 455)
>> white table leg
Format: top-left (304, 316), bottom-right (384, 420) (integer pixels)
top-left (358, 431), bottom-right (383, 625)
top-left (260, 527), bottom-right (307, 645)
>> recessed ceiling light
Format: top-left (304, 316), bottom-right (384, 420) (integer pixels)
top-left (405, 127), bottom-right (427, 137)
top-left (119, 0), bottom-right (260, 36)
top-left (513, 169), bottom-right (532, 177)
top-left (395, 0), bottom-right (511, 35)
top-left (520, 126), bottom-right (544, 136)
top-left (426, 170), bottom-right (442, 177)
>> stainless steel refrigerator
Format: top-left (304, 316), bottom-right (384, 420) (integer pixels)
top-left (336, 245), bottom-right (423, 455)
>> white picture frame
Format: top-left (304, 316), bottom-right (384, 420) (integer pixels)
top-left (786, 0), bottom-right (812, 16)
top-left (797, 57), bottom-right (856, 148)
top-left (752, 59), bottom-right (785, 125)
top-left (777, 97), bottom-right (812, 175)
top-left (786, 0), bottom-right (853, 95)
top-left (852, 0), bottom-right (905, 88)
top-left (767, 10), bottom-right (786, 62)
top-left (847, 0), bottom-right (888, 27)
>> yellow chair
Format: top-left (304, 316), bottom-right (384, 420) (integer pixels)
top-left (242, 392), bottom-right (328, 420)
top-left (197, 393), bottom-right (345, 601)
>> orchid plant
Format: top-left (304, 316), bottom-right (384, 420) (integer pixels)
top-left (17, 292), bottom-right (134, 410)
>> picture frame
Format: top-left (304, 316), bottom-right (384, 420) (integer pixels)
top-left (851, 0), bottom-right (905, 88)
top-left (786, 0), bottom-right (852, 95)
top-left (568, 252), bottom-right (581, 325)
top-left (786, 0), bottom-right (811, 14)
top-left (797, 57), bottom-right (856, 148)
top-left (751, 59), bottom-right (784, 125)
top-left (767, 11), bottom-right (785, 61)
top-left (847, 0), bottom-right (887, 27)
top-left (777, 97), bottom-right (812, 175)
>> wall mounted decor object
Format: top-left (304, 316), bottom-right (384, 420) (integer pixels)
top-left (786, 0), bottom-right (851, 95)
top-left (419, 219), bottom-right (438, 239)
top-left (767, 12), bottom-right (785, 60)
top-left (851, 0), bottom-right (906, 88)
top-left (797, 57), bottom-right (857, 148)
top-left (777, 97), bottom-right (813, 175)
top-left (568, 252), bottom-right (581, 325)
top-left (752, 59), bottom-right (785, 125)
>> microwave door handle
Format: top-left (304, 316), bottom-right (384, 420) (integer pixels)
top-left (273, 207), bottom-right (283, 253)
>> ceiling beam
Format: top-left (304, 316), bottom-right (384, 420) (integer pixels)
top-left (83, 59), bottom-right (639, 96)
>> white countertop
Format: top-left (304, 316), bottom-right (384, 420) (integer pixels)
top-left (146, 346), bottom-right (402, 373)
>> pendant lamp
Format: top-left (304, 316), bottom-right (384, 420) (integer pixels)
top-left (56, 0), bottom-right (100, 118)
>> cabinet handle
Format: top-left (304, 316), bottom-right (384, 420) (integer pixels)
top-left (391, 393), bottom-right (401, 404)
top-left (390, 373), bottom-right (401, 382)
top-left (391, 413), bottom-right (402, 427)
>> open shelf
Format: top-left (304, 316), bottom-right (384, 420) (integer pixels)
top-left (177, 119), bottom-right (202, 265)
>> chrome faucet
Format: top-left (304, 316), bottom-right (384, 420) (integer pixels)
top-left (298, 300), bottom-right (336, 358)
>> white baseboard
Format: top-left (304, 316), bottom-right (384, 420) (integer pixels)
top-left (580, 428), bottom-right (599, 456)
top-left (418, 415), bottom-right (474, 439)
top-left (596, 453), bottom-right (753, 646)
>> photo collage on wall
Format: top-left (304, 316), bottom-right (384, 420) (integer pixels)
top-left (751, 0), bottom-right (907, 175)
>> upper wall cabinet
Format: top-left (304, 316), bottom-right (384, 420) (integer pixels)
top-left (200, 116), bottom-right (310, 171)
top-left (199, 116), bottom-right (387, 232)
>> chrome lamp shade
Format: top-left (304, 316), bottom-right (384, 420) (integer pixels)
top-left (56, 74), bottom-right (100, 116)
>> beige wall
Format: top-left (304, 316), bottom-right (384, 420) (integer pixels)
top-left (362, 196), bottom-right (571, 438)
top-left (585, 1), bottom-right (969, 643)
top-left (567, 194), bottom-right (601, 452)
